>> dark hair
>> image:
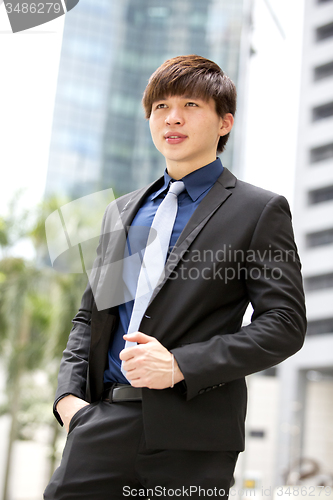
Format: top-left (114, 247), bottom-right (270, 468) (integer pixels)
top-left (142, 54), bottom-right (237, 154)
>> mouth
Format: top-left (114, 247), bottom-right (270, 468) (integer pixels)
top-left (164, 133), bottom-right (187, 144)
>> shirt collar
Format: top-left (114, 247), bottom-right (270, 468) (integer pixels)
top-left (151, 158), bottom-right (224, 202)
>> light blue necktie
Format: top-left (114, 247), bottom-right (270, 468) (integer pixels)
top-left (121, 180), bottom-right (185, 378)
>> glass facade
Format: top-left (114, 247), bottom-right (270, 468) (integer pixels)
top-left (45, 0), bottom-right (245, 198)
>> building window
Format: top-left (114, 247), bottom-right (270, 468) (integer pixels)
top-left (305, 272), bottom-right (333, 291)
top-left (314, 60), bottom-right (333, 81)
top-left (147, 7), bottom-right (169, 17)
top-left (316, 21), bottom-right (333, 42)
top-left (307, 317), bottom-right (333, 335)
top-left (312, 101), bottom-right (333, 121)
top-left (310, 142), bottom-right (333, 163)
top-left (306, 227), bottom-right (333, 247)
top-left (249, 430), bottom-right (266, 438)
top-left (308, 185), bottom-right (333, 204)
top-left (260, 367), bottom-right (277, 376)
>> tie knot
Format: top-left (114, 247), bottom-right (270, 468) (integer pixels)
top-left (168, 180), bottom-right (185, 197)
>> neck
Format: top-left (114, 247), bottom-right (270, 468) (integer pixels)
top-left (166, 155), bottom-right (217, 180)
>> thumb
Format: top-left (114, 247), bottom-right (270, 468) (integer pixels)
top-left (123, 331), bottom-right (155, 344)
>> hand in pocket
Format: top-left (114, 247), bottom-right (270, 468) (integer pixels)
top-left (56, 395), bottom-right (90, 433)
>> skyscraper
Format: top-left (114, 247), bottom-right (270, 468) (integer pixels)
top-left (44, 1), bottom-right (123, 198)
top-left (276, 0), bottom-right (333, 484)
top-left (45, 0), bottom-right (250, 198)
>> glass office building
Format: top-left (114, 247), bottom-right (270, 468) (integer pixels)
top-left (275, 0), bottom-right (333, 485)
top-left (45, 0), bottom-right (247, 198)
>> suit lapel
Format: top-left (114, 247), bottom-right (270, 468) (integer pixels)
top-left (177, 167), bottom-right (236, 247)
top-left (107, 175), bottom-right (165, 260)
top-left (93, 177), bottom-right (164, 312)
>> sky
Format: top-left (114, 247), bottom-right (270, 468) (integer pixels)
top-left (0, 5), bottom-right (65, 215)
top-left (242, 0), bottom-right (305, 205)
top-left (0, 0), bottom-right (304, 219)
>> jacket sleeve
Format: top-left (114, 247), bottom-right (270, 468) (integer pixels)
top-left (171, 194), bottom-right (307, 401)
top-left (53, 208), bottom-right (109, 425)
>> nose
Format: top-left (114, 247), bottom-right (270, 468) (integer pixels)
top-left (165, 106), bottom-right (184, 126)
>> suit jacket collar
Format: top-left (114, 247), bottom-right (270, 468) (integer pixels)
top-left (117, 166), bottom-right (236, 238)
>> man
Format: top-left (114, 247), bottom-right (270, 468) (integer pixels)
top-left (44, 55), bottom-right (306, 500)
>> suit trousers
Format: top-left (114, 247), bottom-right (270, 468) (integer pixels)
top-left (44, 399), bottom-right (239, 500)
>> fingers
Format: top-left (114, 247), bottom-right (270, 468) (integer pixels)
top-left (119, 333), bottom-right (174, 389)
top-left (121, 347), bottom-right (149, 371)
top-left (119, 345), bottom-right (137, 361)
top-left (123, 331), bottom-right (155, 344)
top-left (120, 332), bottom-right (157, 361)
top-left (122, 351), bottom-right (174, 389)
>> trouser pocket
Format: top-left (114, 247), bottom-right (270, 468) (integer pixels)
top-left (68, 403), bottom-right (95, 434)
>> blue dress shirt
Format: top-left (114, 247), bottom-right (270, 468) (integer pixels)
top-left (103, 157), bottom-right (224, 384)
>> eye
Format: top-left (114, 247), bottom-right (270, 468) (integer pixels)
top-left (155, 103), bottom-right (167, 109)
top-left (185, 102), bottom-right (198, 107)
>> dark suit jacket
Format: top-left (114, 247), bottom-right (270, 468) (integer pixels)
top-left (54, 167), bottom-right (306, 451)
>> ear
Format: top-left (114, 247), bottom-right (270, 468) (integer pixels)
top-left (219, 113), bottom-right (234, 137)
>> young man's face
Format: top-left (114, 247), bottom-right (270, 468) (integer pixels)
top-left (149, 95), bottom-right (233, 177)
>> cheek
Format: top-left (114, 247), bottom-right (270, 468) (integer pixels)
top-left (149, 122), bottom-right (158, 142)
top-left (149, 117), bottom-right (163, 135)
top-left (195, 119), bottom-right (219, 141)
top-left (205, 118), bottom-right (222, 139)
top-left (149, 123), bottom-right (164, 151)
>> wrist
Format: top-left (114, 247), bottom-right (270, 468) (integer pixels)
top-left (56, 394), bottom-right (85, 418)
top-left (170, 354), bottom-right (174, 388)
top-left (172, 356), bottom-right (184, 385)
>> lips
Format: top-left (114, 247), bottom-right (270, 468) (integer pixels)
top-left (164, 132), bottom-right (187, 144)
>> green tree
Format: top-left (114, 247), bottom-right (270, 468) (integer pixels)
top-left (29, 196), bottom-right (88, 479)
top-left (0, 198), bottom-right (54, 499)
top-left (0, 257), bottom-right (52, 500)
top-left (0, 191), bottom-right (109, 495)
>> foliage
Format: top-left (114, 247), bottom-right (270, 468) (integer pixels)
top-left (0, 193), bottom-right (91, 497)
